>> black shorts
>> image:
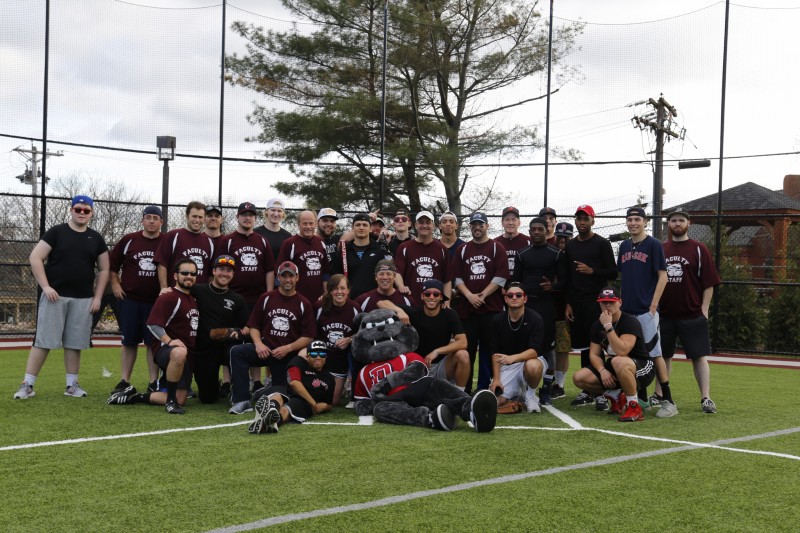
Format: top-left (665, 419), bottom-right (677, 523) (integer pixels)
top-left (660, 315), bottom-right (712, 360)
top-left (604, 356), bottom-right (656, 391)
top-left (119, 298), bottom-right (155, 347)
top-left (569, 300), bottom-right (600, 351)
top-left (325, 348), bottom-right (350, 378)
top-left (153, 345), bottom-right (193, 389)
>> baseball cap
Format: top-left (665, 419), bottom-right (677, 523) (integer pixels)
top-left (539, 207), bottom-right (557, 217)
top-left (440, 211), bottom-right (458, 222)
top-left (277, 261), bottom-right (299, 275)
top-left (597, 287), bottom-right (621, 302)
top-left (237, 202), bottom-right (257, 215)
top-left (554, 222), bottom-right (574, 237)
top-left (205, 205), bottom-right (222, 215)
top-left (374, 259), bottom-right (396, 273)
top-left (501, 206), bottom-right (520, 218)
top-left (213, 255), bottom-right (236, 268)
top-left (372, 217), bottom-right (386, 226)
top-left (666, 207), bottom-right (691, 220)
top-left (266, 198), bottom-right (285, 209)
top-left (71, 195), bottom-right (94, 208)
top-left (352, 213), bottom-right (371, 225)
top-left (317, 207), bottom-right (338, 221)
top-left (575, 204), bottom-right (595, 217)
top-left (308, 340), bottom-right (329, 357)
top-left (626, 206), bottom-right (647, 218)
top-left (394, 209), bottom-right (409, 218)
top-left (469, 212), bottom-right (488, 224)
top-left (421, 279), bottom-right (449, 301)
top-left (143, 205), bottom-right (163, 218)
top-left (415, 210), bottom-right (434, 222)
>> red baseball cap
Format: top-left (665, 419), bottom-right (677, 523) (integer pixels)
top-left (575, 204), bottom-right (595, 217)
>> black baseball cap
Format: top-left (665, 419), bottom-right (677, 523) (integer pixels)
top-left (626, 206), bottom-right (647, 218)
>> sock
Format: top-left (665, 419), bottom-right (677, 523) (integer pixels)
top-left (660, 381), bottom-right (673, 403)
top-left (66, 373), bottom-right (79, 387)
top-left (555, 371), bottom-right (566, 388)
top-left (25, 374), bottom-right (37, 386)
top-left (456, 386), bottom-right (465, 391)
top-left (166, 380), bottom-right (179, 404)
top-left (141, 392), bottom-right (153, 404)
top-left (605, 389), bottom-right (620, 400)
top-left (628, 396), bottom-right (640, 405)
top-left (638, 388), bottom-right (648, 401)
top-left (526, 387), bottom-right (538, 401)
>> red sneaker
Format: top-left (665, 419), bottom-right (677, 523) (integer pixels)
top-left (604, 391), bottom-right (627, 414)
top-left (619, 402), bottom-right (644, 422)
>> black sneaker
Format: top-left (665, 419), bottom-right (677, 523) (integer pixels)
top-left (219, 382), bottom-right (231, 399)
top-left (551, 384), bottom-right (566, 399)
top-left (147, 380), bottom-right (159, 393)
top-left (429, 404), bottom-right (457, 431)
top-left (570, 391), bottom-right (594, 406)
top-left (186, 388), bottom-right (196, 399)
top-left (251, 380), bottom-right (264, 394)
top-left (250, 396), bottom-right (272, 434)
top-left (107, 385), bottom-right (138, 405)
top-left (595, 396), bottom-right (610, 411)
top-left (470, 390), bottom-right (498, 433)
top-left (539, 384), bottom-right (553, 406)
top-left (111, 379), bottom-right (130, 394)
top-left (165, 401), bottom-right (185, 415)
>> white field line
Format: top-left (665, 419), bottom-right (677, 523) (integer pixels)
top-left (204, 425), bottom-right (800, 532)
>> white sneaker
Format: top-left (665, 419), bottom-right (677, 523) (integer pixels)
top-left (655, 400), bottom-right (679, 418)
top-left (14, 382), bottom-right (35, 399)
top-left (525, 388), bottom-right (541, 413)
top-left (64, 384), bottom-right (88, 397)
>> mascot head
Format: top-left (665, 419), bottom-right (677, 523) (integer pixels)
top-left (351, 309), bottom-right (419, 364)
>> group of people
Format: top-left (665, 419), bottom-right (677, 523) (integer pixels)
top-left (13, 195), bottom-right (720, 428)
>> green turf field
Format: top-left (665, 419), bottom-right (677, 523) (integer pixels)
top-left (2, 348), bottom-right (798, 532)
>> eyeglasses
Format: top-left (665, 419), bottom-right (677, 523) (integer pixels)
top-left (216, 257), bottom-right (235, 266)
top-left (308, 351), bottom-right (327, 359)
top-left (505, 292), bottom-right (525, 299)
top-left (422, 291), bottom-right (442, 298)
top-left (73, 207), bottom-right (92, 215)
top-left (394, 216), bottom-right (409, 223)
top-left (177, 271), bottom-right (198, 277)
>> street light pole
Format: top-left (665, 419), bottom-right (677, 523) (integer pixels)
top-left (157, 136), bottom-right (176, 231)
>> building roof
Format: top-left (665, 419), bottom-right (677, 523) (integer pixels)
top-left (665, 181), bottom-right (800, 215)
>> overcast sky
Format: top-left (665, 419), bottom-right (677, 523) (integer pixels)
top-left (2, 0), bottom-right (799, 230)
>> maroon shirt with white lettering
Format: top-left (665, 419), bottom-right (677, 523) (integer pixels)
top-left (494, 234), bottom-right (531, 279)
top-left (154, 228), bottom-right (215, 284)
top-left (452, 240), bottom-right (510, 319)
top-left (247, 289), bottom-right (316, 348)
top-left (218, 231), bottom-right (276, 305)
top-left (355, 289), bottom-right (417, 313)
top-left (314, 299), bottom-right (360, 355)
top-left (109, 231), bottom-right (164, 302)
top-left (661, 239), bottom-right (721, 320)
top-left (394, 239), bottom-right (450, 300)
top-left (146, 288), bottom-right (199, 352)
top-left (277, 235), bottom-right (329, 303)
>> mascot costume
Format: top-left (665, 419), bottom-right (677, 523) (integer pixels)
top-left (351, 309), bottom-right (497, 432)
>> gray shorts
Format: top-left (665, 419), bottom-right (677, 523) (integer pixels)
top-left (33, 294), bottom-right (93, 350)
top-left (634, 311), bottom-right (662, 358)
top-left (429, 359), bottom-right (454, 384)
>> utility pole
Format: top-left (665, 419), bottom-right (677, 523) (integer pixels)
top-left (632, 95), bottom-right (681, 240)
top-left (13, 145), bottom-right (63, 239)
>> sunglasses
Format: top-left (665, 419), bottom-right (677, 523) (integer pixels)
top-left (422, 291), bottom-right (442, 298)
top-left (177, 271), bottom-right (198, 277)
top-left (308, 351), bottom-right (327, 359)
top-left (505, 292), bottom-right (525, 299)
top-left (73, 207), bottom-right (92, 215)
top-left (216, 257), bottom-right (235, 267)
top-left (394, 216), bottom-right (409, 223)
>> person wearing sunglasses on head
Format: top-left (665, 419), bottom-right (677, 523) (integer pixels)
top-left (107, 258), bottom-right (199, 414)
top-left (388, 209), bottom-right (413, 256)
top-left (14, 195), bottom-right (110, 401)
top-left (248, 340), bottom-right (336, 434)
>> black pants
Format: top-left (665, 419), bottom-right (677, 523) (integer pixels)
top-left (229, 343), bottom-right (293, 403)
top-left (372, 376), bottom-right (472, 428)
top-left (462, 312), bottom-right (498, 393)
top-left (193, 342), bottom-right (233, 404)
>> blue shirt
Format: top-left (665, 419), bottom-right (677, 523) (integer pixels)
top-left (617, 235), bottom-right (666, 315)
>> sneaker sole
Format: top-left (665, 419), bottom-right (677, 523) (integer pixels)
top-left (265, 408), bottom-right (280, 434)
top-left (470, 390), bottom-right (497, 433)
top-left (251, 397), bottom-right (271, 434)
top-left (14, 391), bottom-right (35, 399)
top-left (64, 391), bottom-right (88, 398)
top-left (435, 405), bottom-right (457, 431)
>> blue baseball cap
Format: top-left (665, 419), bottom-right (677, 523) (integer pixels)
top-left (143, 205), bottom-right (163, 218)
top-left (71, 195), bottom-right (94, 208)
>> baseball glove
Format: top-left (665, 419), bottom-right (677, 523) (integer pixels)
top-left (496, 398), bottom-right (523, 415)
top-left (209, 327), bottom-right (244, 342)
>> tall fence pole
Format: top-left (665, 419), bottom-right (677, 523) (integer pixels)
top-left (543, 0), bottom-right (554, 206)
top-left (378, 0), bottom-right (388, 211)
top-left (218, 0), bottom-right (227, 207)
top-left (39, 0), bottom-right (51, 239)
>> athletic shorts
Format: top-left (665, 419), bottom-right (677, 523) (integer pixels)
top-left (660, 315), bottom-right (712, 360)
top-left (153, 345), bottom-right (193, 389)
top-left (603, 356), bottom-right (655, 391)
top-left (634, 311), bottom-right (662, 357)
top-left (498, 358), bottom-right (547, 401)
top-left (119, 298), bottom-right (155, 347)
top-left (569, 300), bottom-right (600, 351)
top-left (33, 294), bottom-right (93, 350)
top-left (325, 348), bottom-right (349, 378)
top-left (555, 320), bottom-right (571, 353)
top-left (429, 359), bottom-right (455, 384)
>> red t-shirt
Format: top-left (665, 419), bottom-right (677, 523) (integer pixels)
top-left (355, 289), bottom-right (417, 313)
top-left (394, 239), bottom-right (450, 300)
top-left (155, 228), bottom-right (216, 284)
top-left (354, 352), bottom-right (425, 399)
top-left (277, 235), bottom-right (329, 303)
top-left (109, 231), bottom-right (164, 302)
top-left (660, 239), bottom-right (721, 320)
top-left (146, 288), bottom-right (199, 352)
top-left (452, 239), bottom-right (510, 319)
top-left (218, 231), bottom-right (276, 304)
top-left (247, 290), bottom-right (316, 348)
top-left (495, 233), bottom-right (531, 279)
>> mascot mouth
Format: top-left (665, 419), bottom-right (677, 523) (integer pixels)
top-left (352, 309), bottom-right (419, 363)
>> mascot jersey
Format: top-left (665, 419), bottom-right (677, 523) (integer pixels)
top-left (354, 352), bottom-right (425, 400)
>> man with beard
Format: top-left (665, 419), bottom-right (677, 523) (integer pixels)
top-left (659, 208), bottom-right (721, 414)
top-left (107, 258), bottom-right (199, 414)
top-left (254, 198), bottom-right (292, 264)
top-left (394, 211), bottom-right (452, 301)
top-left (277, 210), bottom-right (330, 303)
top-left (155, 201), bottom-right (215, 286)
top-left (355, 260), bottom-right (416, 313)
top-left (316, 207), bottom-right (341, 260)
top-left (330, 213), bottom-right (392, 299)
top-left (228, 261), bottom-right (316, 414)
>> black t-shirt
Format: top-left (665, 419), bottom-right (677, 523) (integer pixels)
top-left (254, 225), bottom-right (292, 263)
top-left (400, 305), bottom-right (464, 364)
top-left (565, 234), bottom-right (617, 303)
top-left (590, 312), bottom-right (649, 359)
top-left (490, 307), bottom-right (544, 357)
top-left (329, 240), bottom-right (391, 299)
top-left (191, 284), bottom-right (249, 349)
top-left (286, 355), bottom-right (335, 404)
top-left (41, 223), bottom-right (109, 298)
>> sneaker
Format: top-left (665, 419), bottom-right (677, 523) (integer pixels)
top-left (525, 389), bottom-right (541, 413)
top-left (250, 396), bottom-right (275, 434)
top-left (250, 380), bottom-right (264, 394)
top-left (147, 380), bottom-right (159, 393)
top-left (604, 391), bottom-right (627, 414)
top-left (13, 382), bottom-right (35, 400)
top-left (551, 384), bottom-right (566, 399)
top-left (186, 387), bottom-right (196, 399)
top-left (112, 379), bottom-right (130, 394)
top-left (656, 400), bottom-right (679, 418)
top-left (539, 385), bottom-right (552, 406)
top-left (107, 385), bottom-right (138, 405)
top-left (648, 393), bottom-right (663, 408)
top-left (469, 390), bottom-right (498, 433)
top-left (595, 396), bottom-right (609, 411)
top-left (229, 400), bottom-right (253, 415)
top-left (701, 397), bottom-right (717, 414)
top-left (639, 397), bottom-right (651, 410)
top-left (165, 401), bottom-right (185, 415)
top-left (345, 401), bottom-right (355, 409)
top-left (619, 402), bottom-right (644, 422)
top-left (219, 382), bottom-right (231, 399)
top-left (64, 384), bottom-right (88, 397)
top-left (570, 391), bottom-right (594, 406)
top-left (429, 404), bottom-right (457, 431)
